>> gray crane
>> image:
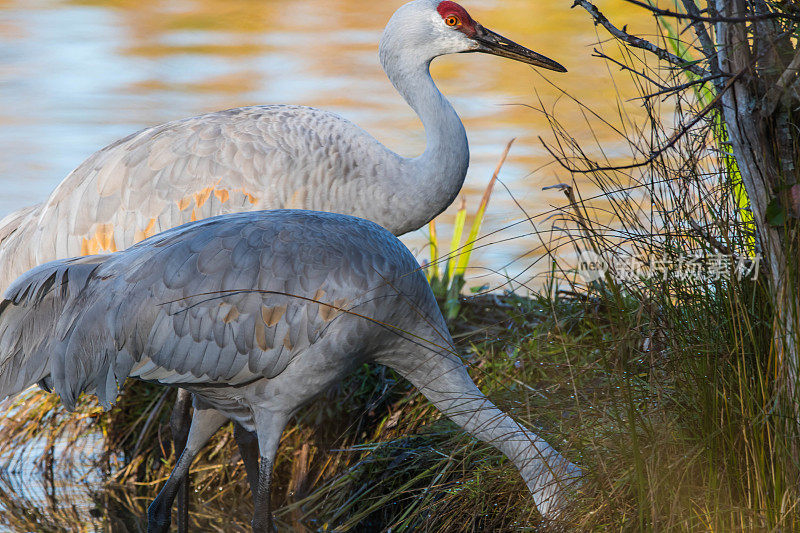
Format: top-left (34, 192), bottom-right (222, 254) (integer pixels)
top-left (0, 0), bottom-right (565, 290)
top-left (0, 0), bottom-right (567, 527)
top-left (0, 210), bottom-right (580, 532)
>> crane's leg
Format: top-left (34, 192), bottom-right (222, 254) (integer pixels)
top-left (148, 406), bottom-right (228, 533)
top-left (251, 411), bottom-right (290, 533)
top-left (234, 422), bottom-right (260, 497)
top-left (171, 388), bottom-right (192, 533)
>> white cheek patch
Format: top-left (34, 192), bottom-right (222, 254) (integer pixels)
top-left (428, 10), bottom-right (448, 33)
top-left (427, 11), bottom-right (475, 55)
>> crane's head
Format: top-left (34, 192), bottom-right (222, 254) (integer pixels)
top-left (380, 0), bottom-right (566, 73)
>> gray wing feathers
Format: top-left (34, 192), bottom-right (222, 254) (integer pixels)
top-left (120, 213), bottom-right (430, 386)
top-left (0, 212), bottom-right (438, 411)
top-left (0, 106), bottom-right (398, 293)
top-left (0, 205), bottom-right (41, 289)
top-left (0, 205), bottom-right (39, 247)
top-left (126, 218), bottom-right (310, 383)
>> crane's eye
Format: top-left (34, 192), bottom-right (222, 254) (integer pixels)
top-left (445, 15), bottom-right (459, 27)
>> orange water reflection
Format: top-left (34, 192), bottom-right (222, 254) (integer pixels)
top-left (0, 0), bottom-right (655, 290)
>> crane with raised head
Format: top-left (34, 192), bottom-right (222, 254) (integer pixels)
top-left (0, 209), bottom-right (581, 532)
top-left (0, 0), bottom-right (567, 528)
top-left (0, 0), bottom-right (566, 291)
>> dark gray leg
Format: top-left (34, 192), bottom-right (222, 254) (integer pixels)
top-left (250, 411), bottom-right (290, 533)
top-left (171, 389), bottom-right (192, 533)
top-left (148, 407), bottom-right (228, 533)
top-left (234, 422), bottom-right (260, 497)
top-left (251, 456), bottom-right (274, 533)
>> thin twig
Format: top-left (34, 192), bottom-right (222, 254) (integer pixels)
top-left (687, 219), bottom-right (732, 256)
top-left (543, 183), bottom-right (602, 256)
top-left (761, 46), bottom-right (800, 116)
top-left (680, 0), bottom-right (724, 86)
top-left (634, 74), bottom-right (726, 101)
top-left (543, 66), bottom-right (745, 174)
top-left (621, 0), bottom-right (800, 23)
top-left (571, 0), bottom-right (711, 77)
top-left (592, 49), bottom-right (668, 89)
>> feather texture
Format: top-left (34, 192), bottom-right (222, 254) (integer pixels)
top-left (0, 210), bottom-right (435, 412)
top-left (0, 87), bottom-right (467, 292)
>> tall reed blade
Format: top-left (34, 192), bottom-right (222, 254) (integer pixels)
top-left (428, 220), bottom-right (439, 281)
top-left (454, 138), bottom-right (516, 278)
top-left (445, 197), bottom-right (467, 286)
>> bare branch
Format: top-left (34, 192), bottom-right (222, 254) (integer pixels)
top-left (635, 74), bottom-right (726, 101)
top-left (679, 0), bottom-right (723, 84)
top-left (687, 219), bottom-right (732, 256)
top-left (571, 0), bottom-right (711, 77)
top-left (622, 0), bottom-right (800, 23)
top-left (761, 46), bottom-right (800, 116)
top-left (592, 49), bottom-right (668, 89)
top-left (542, 67), bottom-right (745, 174)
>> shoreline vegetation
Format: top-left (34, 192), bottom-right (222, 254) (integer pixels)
top-left (0, 274), bottom-right (789, 531)
top-left (1, 1), bottom-right (799, 531)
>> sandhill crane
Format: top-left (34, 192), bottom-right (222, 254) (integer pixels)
top-left (0, 210), bottom-right (580, 532)
top-left (0, 0), bottom-right (566, 526)
top-left (0, 0), bottom-right (565, 291)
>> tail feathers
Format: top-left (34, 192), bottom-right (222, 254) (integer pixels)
top-left (53, 320), bottom-right (134, 412)
top-left (0, 255), bottom-right (112, 405)
top-left (4, 254), bottom-right (109, 306)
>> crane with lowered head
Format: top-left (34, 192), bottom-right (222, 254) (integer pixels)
top-left (0, 210), bottom-right (581, 532)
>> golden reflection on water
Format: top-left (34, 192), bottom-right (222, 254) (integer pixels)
top-left (0, 0), bottom-right (655, 288)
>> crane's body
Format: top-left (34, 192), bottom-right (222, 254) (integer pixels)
top-left (0, 98), bottom-right (467, 291)
top-left (0, 210), bottom-right (579, 530)
top-left (0, 210), bottom-right (430, 414)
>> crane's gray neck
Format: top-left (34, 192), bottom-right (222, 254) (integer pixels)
top-left (378, 341), bottom-right (581, 520)
top-left (379, 45), bottom-right (469, 234)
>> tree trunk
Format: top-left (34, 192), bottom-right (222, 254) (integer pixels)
top-left (715, 0), bottom-right (800, 416)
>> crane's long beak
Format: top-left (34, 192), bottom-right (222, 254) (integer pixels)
top-left (470, 24), bottom-right (567, 73)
